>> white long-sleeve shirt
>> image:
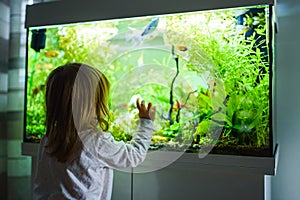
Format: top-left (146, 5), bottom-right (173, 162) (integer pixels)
top-left (33, 119), bottom-right (154, 200)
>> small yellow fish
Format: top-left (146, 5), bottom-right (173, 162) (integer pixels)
top-left (44, 63), bottom-right (54, 70)
top-left (239, 28), bottom-right (250, 35)
top-left (44, 50), bottom-right (60, 58)
top-left (152, 135), bottom-right (168, 143)
top-left (138, 52), bottom-right (144, 67)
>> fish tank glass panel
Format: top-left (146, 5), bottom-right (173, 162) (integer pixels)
top-left (25, 5), bottom-right (274, 157)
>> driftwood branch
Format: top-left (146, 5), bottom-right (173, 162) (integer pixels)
top-left (166, 45), bottom-right (179, 124)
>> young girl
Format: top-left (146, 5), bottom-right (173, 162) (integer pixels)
top-left (33, 63), bottom-right (156, 199)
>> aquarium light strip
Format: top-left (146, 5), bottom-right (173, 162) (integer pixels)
top-left (27, 5), bottom-right (266, 30)
top-left (25, 0), bottom-right (274, 28)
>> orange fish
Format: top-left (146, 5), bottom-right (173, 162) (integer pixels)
top-left (44, 50), bottom-right (60, 58)
top-left (176, 46), bottom-right (188, 52)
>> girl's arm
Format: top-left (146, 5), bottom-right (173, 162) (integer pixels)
top-left (95, 118), bottom-right (154, 168)
top-left (81, 99), bottom-right (156, 168)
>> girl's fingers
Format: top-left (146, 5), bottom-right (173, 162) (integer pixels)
top-left (136, 98), bottom-right (140, 110)
top-left (149, 106), bottom-right (156, 120)
top-left (141, 100), bottom-right (145, 107)
top-left (147, 102), bottom-right (152, 111)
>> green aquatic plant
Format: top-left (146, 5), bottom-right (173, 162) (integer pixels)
top-left (163, 8), bottom-right (270, 150)
top-left (25, 7), bottom-right (271, 156)
top-left (26, 28), bottom-right (63, 140)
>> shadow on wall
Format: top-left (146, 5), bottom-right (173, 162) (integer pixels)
top-left (0, 173), bottom-right (7, 198)
top-left (7, 177), bottom-right (31, 199)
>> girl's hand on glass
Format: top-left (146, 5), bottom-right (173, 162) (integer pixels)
top-left (136, 98), bottom-right (156, 121)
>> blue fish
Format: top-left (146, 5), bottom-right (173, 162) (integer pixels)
top-left (141, 18), bottom-right (159, 37)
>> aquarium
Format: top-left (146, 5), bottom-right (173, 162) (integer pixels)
top-left (25, 3), bottom-right (275, 157)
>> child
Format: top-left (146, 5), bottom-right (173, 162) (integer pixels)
top-left (33, 63), bottom-right (156, 200)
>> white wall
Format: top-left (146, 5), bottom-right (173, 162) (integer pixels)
top-left (272, 0), bottom-right (300, 199)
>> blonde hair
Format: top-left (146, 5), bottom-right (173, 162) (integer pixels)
top-left (45, 63), bottom-right (110, 162)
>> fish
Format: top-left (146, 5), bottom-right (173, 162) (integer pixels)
top-left (126, 18), bottom-right (159, 46)
top-left (171, 45), bottom-right (188, 59)
top-left (44, 50), bottom-right (60, 58)
top-left (176, 46), bottom-right (188, 52)
top-left (172, 101), bottom-right (181, 111)
top-left (152, 135), bottom-right (168, 143)
top-left (141, 18), bottom-right (159, 37)
top-left (200, 90), bottom-right (211, 98)
top-left (32, 84), bottom-right (45, 95)
top-left (137, 52), bottom-right (144, 67)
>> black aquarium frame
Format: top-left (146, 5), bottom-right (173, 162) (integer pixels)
top-left (23, 0), bottom-right (277, 157)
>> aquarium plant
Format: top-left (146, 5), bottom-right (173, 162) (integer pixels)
top-left (25, 5), bottom-right (272, 156)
